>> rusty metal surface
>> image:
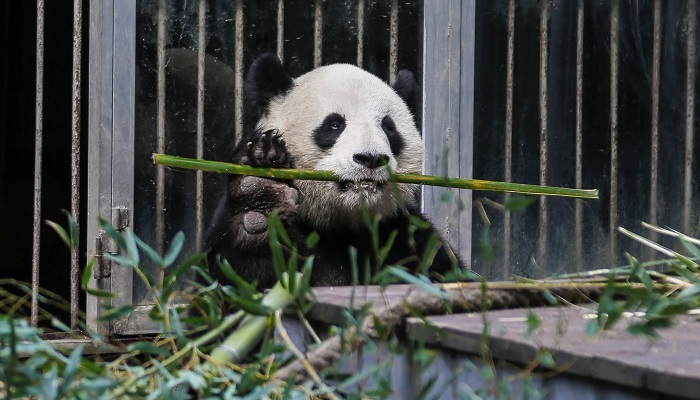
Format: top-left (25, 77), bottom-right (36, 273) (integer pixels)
top-left (277, 0), bottom-right (284, 60)
top-left (155, 0), bottom-right (166, 255)
top-left (575, 0), bottom-right (584, 273)
top-left (503, 0), bottom-right (515, 281)
top-left (609, 0), bottom-right (620, 265)
top-left (649, 0), bottom-right (661, 250)
top-left (313, 0), bottom-right (322, 68)
top-left (684, 0), bottom-right (697, 235)
top-left (70, 0), bottom-right (83, 331)
top-left (538, 0), bottom-right (549, 271)
top-left (32, 0), bottom-right (45, 328)
top-left (195, 0), bottom-right (206, 252)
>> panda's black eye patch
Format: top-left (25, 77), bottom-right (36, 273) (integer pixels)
top-left (313, 113), bottom-right (346, 150)
top-left (382, 116), bottom-right (404, 156)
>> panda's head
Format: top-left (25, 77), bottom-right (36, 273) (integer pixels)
top-left (244, 53), bottom-right (423, 229)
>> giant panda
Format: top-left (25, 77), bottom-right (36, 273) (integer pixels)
top-left (205, 53), bottom-right (466, 288)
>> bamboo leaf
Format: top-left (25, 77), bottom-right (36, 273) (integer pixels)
top-left (679, 283), bottom-right (700, 299)
top-left (123, 229), bottom-right (140, 265)
top-left (81, 258), bottom-right (96, 290)
top-left (153, 153), bottom-right (599, 199)
top-left (45, 220), bottom-right (72, 250)
top-left (134, 234), bottom-right (164, 266)
top-left (164, 231), bottom-right (185, 268)
top-left (85, 288), bottom-right (116, 299)
top-left (97, 305), bottom-right (135, 321)
top-left (127, 342), bottom-right (171, 357)
top-left (386, 267), bottom-right (447, 300)
top-left (64, 210), bottom-right (79, 249)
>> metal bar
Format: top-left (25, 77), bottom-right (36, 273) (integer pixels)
top-left (313, 0), bottom-right (323, 68)
top-left (610, 0), bottom-right (620, 264)
top-left (684, 0), bottom-right (697, 235)
top-left (195, 0), bottom-right (206, 251)
top-left (503, 0), bottom-right (515, 280)
top-left (70, 0), bottom-right (83, 330)
top-left (389, 0), bottom-right (399, 83)
top-left (357, 0), bottom-right (365, 67)
top-left (277, 0), bottom-right (284, 60)
top-left (575, 0), bottom-right (584, 272)
top-left (155, 0), bottom-right (166, 254)
top-left (32, 0), bottom-right (45, 327)
top-left (538, 0), bottom-right (549, 271)
top-left (234, 0), bottom-right (244, 142)
top-left (650, 0), bottom-right (661, 246)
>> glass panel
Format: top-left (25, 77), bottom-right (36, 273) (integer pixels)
top-left (473, 0), bottom-right (700, 279)
top-left (134, 0), bottom-right (423, 302)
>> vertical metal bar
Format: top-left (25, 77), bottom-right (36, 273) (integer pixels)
top-left (610, 0), bottom-right (619, 264)
top-left (575, 0), bottom-right (584, 272)
top-left (32, 0), bottom-right (45, 327)
top-left (195, 0), bottom-right (206, 251)
top-left (277, 0), bottom-right (284, 61)
top-left (538, 0), bottom-right (549, 271)
top-left (234, 0), bottom-right (244, 142)
top-left (70, 0), bottom-right (83, 330)
top-left (313, 0), bottom-right (323, 68)
top-left (155, 0), bottom-right (166, 254)
top-left (503, 0), bottom-right (515, 280)
top-left (389, 0), bottom-right (399, 83)
top-left (684, 0), bottom-right (697, 235)
top-left (357, 0), bottom-right (365, 67)
top-left (650, 0), bottom-right (661, 245)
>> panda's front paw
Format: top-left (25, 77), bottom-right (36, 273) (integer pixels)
top-left (238, 130), bottom-right (291, 168)
top-left (234, 175), bottom-right (300, 235)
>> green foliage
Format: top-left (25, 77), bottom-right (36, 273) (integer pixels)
top-left (1, 202), bottom-right (587, 399)
top-left (0, 316), bottom-right (117, 399)
top-left (590, 224), bottom-right (700, 338)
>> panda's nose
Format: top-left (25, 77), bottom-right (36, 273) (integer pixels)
top-left (353, 153), bottom-right (390, 169)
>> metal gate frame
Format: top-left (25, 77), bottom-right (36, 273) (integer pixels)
top-left (86, 0), bottom-right (476, 335)
top-left (87, 0), bottom-right (138, 334)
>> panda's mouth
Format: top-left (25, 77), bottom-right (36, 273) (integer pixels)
top-left (339, 179), bottom-right (386, 193)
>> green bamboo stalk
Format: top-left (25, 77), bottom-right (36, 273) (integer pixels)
top-left (113, 309), bottom-right (247, 397)
top-left (205, 280), bottom-right (295, 367)
top-left (153, 153), bottom-right (599, 199)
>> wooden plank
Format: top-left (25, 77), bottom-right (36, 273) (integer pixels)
top-left (406, 306), bottom-right (700, 399)
top-left (308, 285), bottom-right (414, 326)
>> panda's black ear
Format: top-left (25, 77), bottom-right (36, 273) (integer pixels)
top-left (392, 70), bottom-right (418, 116)
top-left (245, 52), bottom-right (294, 112)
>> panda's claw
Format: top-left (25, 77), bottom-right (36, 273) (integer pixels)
top-left (235, 129), bottom-right (291, 168)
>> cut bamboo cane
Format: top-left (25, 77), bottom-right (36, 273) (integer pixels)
top-left (153, 153), bottom-right (599, 199)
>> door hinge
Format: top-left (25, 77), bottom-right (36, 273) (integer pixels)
top-left (94, 206), bottom-right (130, 279)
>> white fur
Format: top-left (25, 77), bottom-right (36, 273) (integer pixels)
top-left (258, 64), bottom-right (424, 229)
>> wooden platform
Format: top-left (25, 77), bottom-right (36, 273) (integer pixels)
top-left (303, 285), bottom-right (699, 399)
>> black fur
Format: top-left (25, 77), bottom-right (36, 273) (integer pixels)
top-left (381, 116), bottom-right (404, 156)
top-left (204, 54), bottom-right (465, 289)
top-left (205, 132), bottom-right (461, 288)
top-left (242, 52), bottom-right (295, 135)
top-left (392, 70), bottom-right (418, 118)
top-left (205, 129), bottom-right (302, 288)
top-left (313, 113), bottom-right (346, 149)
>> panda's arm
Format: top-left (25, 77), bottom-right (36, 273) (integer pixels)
top-left (203, 129), bottom-right (302, 288)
